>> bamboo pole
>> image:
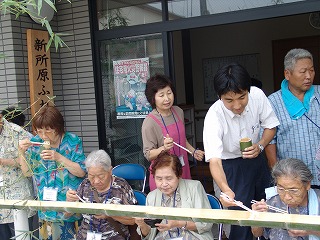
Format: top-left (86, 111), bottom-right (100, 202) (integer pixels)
top-left (14, 210), bottom-right (30, 240)
top-left (1, 199), bottom-right (320, 231)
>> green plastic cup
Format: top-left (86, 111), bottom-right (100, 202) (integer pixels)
top-left (240, 138), bottom-right (252, 151)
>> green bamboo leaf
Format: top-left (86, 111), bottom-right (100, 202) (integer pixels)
top-left (46, 35), bottom-right (53, 51)
top-left (55, 32), bottom-right (71, 36)
top-left (43, 0), bottom-right (56, 12)
top-left (43, 20), bottom-right (53, 36)
top-left (37, 0), bottom-right (43, 15)
top-left (1, 0), bottom-right (72, 52)
top-left (57, 37), bottom-right (72, 52)
top-left (54, 34), bottom-right (59, 51)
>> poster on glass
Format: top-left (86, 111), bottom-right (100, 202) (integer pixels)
top-left (113, 57), bottom-right (152, 119)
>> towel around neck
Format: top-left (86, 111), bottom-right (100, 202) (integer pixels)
top-left (281, 79), bottom-right (314, 120)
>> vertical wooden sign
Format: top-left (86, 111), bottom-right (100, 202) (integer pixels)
top-left (27, 29), bottom-right (54, 117)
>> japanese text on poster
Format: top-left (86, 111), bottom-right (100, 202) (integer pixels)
top-left (113, 58), bottom-right (151, 119)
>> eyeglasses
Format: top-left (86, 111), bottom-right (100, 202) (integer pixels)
top-left (276, 186), bottom-right (302, 197)
top-left (36, 129), bottom-right (55, 135)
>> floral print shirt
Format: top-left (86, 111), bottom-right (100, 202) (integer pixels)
top-left (76, 176), bottom-right (137, 240)
top-left (26, 131), bottom-right (86, 222)
top-left (0, 119), bottom-right (35, 223)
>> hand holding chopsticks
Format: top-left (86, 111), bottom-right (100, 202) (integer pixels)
top-left (67, 188), bottom-right (86, 203)
top-left (163, 136), bottom-right (192, 154)
top-left (251, 200), bottom-right (287, 214)
top-left (30, 140), bottom-right (51, 149)
top-left (220, 192), bottom-right (255, 213)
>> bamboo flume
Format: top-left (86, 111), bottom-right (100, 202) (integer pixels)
top-left (0, 199), bottom-right (319, 231)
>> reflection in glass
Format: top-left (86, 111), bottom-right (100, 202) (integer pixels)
top-left (97, 0), bottom-right (162, 30)
top-left (165, 0), bottom-right (305, 18)
top-left (96, 0), bottom-right (305, 27)
top-left (99, 34), bottom-right (163, 167)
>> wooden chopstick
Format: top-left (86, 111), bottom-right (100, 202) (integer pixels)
top-left (76, 194), bottom-right (86, 203)
top-left (30, 141), bottom-right (46, 145)
top-left (251, 200), bottom-right (288, 214)
top-left (163, 136), bottom-right (192, 154)
top-left (220, 192), bottom-right (255, 213)
top-left (69, 188), bottom-right (86, 203)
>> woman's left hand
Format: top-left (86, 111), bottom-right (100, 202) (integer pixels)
top-left (193, 149), bottom-right (205, 161)
top-left (40, 149), bottom-right (61, 161)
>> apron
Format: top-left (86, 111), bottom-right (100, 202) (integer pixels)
top-left (148, 107), bottom-right (191, 190)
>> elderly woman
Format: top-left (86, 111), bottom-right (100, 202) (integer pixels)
top-left (251, 158), bottom-right (320, 239)
top-left (135, 151), bottom-right (213, 240)
top-left (19, 106), bottom-right (86, 240)
top-left (66, 149), bottom-right (137, 240)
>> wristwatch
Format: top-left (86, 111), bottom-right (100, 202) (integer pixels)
top-left (258, 144), bottom-right (264, 153)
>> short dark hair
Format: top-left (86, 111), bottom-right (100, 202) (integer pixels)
top-left (1, 106), bottom-right (26, 127)
top-left (145, 74), bottom-right (176, 109)
top-left (214, 63), bottom-right (251, 98)
top-left (151, 151), bottom-right (182, 178)
top-left (32, 106), bottom-right (65, 136)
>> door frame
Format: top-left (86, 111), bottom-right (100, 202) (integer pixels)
top-left (88, 0), bottom-right (320, 151)
top-left (273, 35), bottom-right (320, 91)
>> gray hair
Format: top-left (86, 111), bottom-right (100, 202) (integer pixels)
top-left (284, 48), bottom-right (313, 71)
top-left (85, 149), bottom-right (112, 171)
top-left (272, 158), bottom-right (313, 185)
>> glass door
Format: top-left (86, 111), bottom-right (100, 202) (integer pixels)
top-left (99, 34), bottom-right (164, 167)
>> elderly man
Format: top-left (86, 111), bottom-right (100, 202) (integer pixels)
top-left (266, 48), bottom-right (320, 188)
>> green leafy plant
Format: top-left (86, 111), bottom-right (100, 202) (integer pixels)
top-left (0, 0), bottom-right (71, 52)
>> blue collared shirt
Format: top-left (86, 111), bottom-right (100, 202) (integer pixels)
top-left (268, 85), bottom-right (320, 186)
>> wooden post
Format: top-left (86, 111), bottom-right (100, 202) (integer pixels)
top-left (26, 29), bottom-right (54, 118)
top-left (22, 29), bottom-right (54, 237)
